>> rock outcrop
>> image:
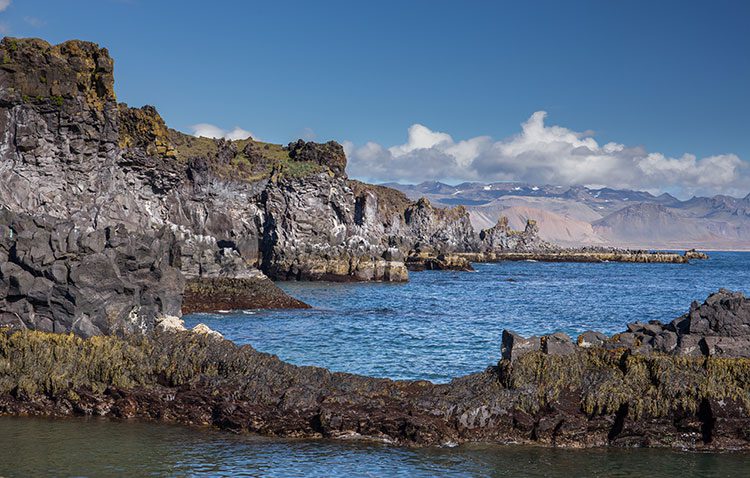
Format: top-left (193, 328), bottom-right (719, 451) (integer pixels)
top-left (0, 37), bottom-right (482, 284)
top-left (0, 208), bottom-right (183, 337)
top-left (502, 289), bottom-right (750, 361)
top-left (2, 290), bottom-right (750, 450)
top-left (479, 217), bottom-right (554, 252)
top-left (182, 275), bottom-right (310, 314)
top-left (405, 253), bottom-right (474, 272)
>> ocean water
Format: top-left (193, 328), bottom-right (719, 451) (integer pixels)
top-left (4, 253), bottom-right (750, 477)
top-left (185, 252), bottom-right (750, 383)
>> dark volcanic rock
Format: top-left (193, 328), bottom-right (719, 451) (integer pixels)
top-left (405, 253), bottom-right (474, 272)
top-left (286, 139), bottom-right (347, 177)
top-left (1, 322), bottom-right (749, 451)
top-left (671, 289), bottom-right (750, 337)
top-left (501, 330), bottom-right (541, 361)
top-left (403, 198), bottom-right (477, 253)
top-left (503, 289), bottom-right (750, 360)
top-left (182, 275), bottom-right (310, 314)
top-left (479, 217), bottom-right (555, 252)
top-left (0, 208), bottom-right (183, 337)
top-left (0, 37), bottom-right (485, 284)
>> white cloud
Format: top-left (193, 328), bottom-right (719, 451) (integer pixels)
top-left (346, 111), bottom-right (748, 198)
top-left (190, 123), bottom-right (255, 141)
top-left (0, 1), bottom-right (10, 13)
top-left (300, 127), bottom-right (316, 141)
top-left (23, 16), bottom-right (45, 28)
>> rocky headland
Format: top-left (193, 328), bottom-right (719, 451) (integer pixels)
top-left (0, 37), bottom-right (705, 296)
top-left (1, 36), bottom-right (741, 452)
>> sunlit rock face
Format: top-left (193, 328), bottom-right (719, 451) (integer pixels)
top-left (0, 37), bottom-right (481, 284)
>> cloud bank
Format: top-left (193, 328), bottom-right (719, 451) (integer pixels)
top-left (344, 112), bottom-right (748, 198)
top-left (190, 123), bottom-right (254, 141)
top-left (0, 1), bottom-right (10, 13)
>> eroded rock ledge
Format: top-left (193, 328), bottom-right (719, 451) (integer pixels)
top-left (1, 290), bottom-right (749, 450)
top-left (182, 276), bottom-right (310, 314)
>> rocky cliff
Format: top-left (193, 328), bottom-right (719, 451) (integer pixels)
top-left (0, 208), bottom-right (183, 336)
top-left (0, 37), bottom-right (483, 285)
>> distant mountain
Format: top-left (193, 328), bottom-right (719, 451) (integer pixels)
top-left (384, 181), bottom-right (750, 250)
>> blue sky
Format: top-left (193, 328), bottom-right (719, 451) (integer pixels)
top-left (1, 0), bottom-right (748, 195)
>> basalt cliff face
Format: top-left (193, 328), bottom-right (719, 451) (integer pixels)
top-left (0, 208), bottom-right (183, 336)
top-left (0, 37), bottom-right (483, 285)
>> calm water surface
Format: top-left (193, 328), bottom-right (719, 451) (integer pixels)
top-left (5, 253), bottom-right (750, 477)
top-left (186, 252), bottom-right (750, 382)
top-left (1, 417), bottom-right (749, 477)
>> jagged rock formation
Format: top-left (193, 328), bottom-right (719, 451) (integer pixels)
top-left (502, 289), bottom-right (750, 360)
top-left (479, 216), bottom-right (555, 252)
top-left (0, 37), bottom-right (479, 284)
top-left (0, 208), bottom-right (183, 337)
top-left (1, 290), bottom-right (750, 450)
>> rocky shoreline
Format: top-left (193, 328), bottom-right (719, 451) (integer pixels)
top-left (0, 37), bottom-right (708, 290)
top-left (1, 290), bottom-right (750, 450)
top-left (457, 249), bottom-right (704, 264)
top-left (0, 35), bottom-right (742, 454)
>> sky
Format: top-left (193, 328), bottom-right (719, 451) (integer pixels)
top-left (1, 0), bottom-right (748, 197)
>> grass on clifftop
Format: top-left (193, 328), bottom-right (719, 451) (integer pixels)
top-left (168, 130), bottom-right (322, 181)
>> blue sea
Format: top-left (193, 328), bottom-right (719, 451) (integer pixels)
top-left (3, 252), bottom-right (750, 477)
top-left (187, 252), bottom-right (750, 383)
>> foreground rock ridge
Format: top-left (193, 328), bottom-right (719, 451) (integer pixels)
top-left (1, 290), bottom-right (750, 450)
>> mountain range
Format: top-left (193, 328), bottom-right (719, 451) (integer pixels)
top-left (383, 181), bottom-right (750, 250)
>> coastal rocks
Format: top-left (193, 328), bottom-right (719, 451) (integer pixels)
top-left (472, 216), bottom-right (708, 264)
top-left (684, 249), bottom-right (709, 260)
top-left (604, 289), bottom-right (750, 358)
top-left (502, 289), bottom-right (750, 361)
top-left (2, 314), bottom-right (750, 450)
top-left (502, 331), bottom-right (576, 360)
top-left (403, 198), bottom-right (477, 253)
top-left (0, 208), bottom-right (184, 337)
top-left (182, 275), bottom-right (310, 314)
top-left (260, 174), bottom-right (411, 282)
top-left (405, 253), bottom-right (474, 272)
top-left (576, 330), bottom-right (607, 348)
top-left (479, 217), bottom-right (555, 252)
top-left (458, 250), bottom-right (697, 264)
top-left (501, 331), bottom-right (540, 361)
top-left (672, 289), bottom-right (750, 337)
